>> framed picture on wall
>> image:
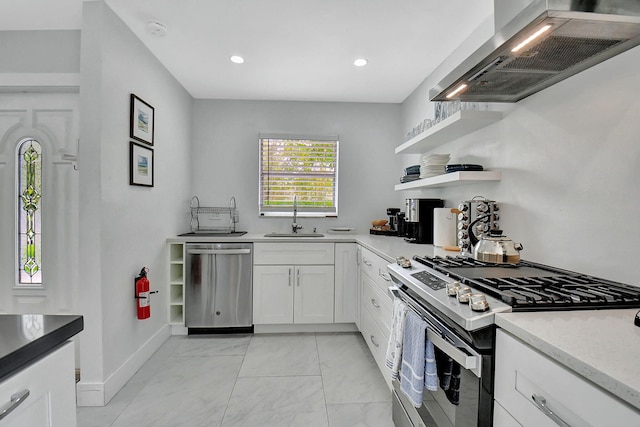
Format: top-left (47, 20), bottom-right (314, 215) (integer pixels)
top-left (130, 141), bottom-right (154, 187)
top-left (130, 94), bottom-right (155, 146)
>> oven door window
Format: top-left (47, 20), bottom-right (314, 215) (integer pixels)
top-left (422, 349), bottom-right (480, 427)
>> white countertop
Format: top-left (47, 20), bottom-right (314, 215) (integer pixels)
top-left (167, 232), bottom-right (457, 263)
top-left (496, 309), bottom-right (640, 411)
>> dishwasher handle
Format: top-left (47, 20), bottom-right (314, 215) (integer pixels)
top-left (187, 249), bottom-right (251, 255)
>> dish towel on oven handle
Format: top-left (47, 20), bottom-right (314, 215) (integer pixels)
top-left (425, 337), bottom-right (438, 391)
top-left (385, 297), bottom-right (408, 380)
top-left (400, 310), bottom-right (427, 407)
top-left (435, 347), bottom-right (461, 405)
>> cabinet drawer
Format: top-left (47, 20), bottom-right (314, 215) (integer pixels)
top-left (361, 273), bottom-right (392, 334)
top-left (495, 329), bottom-right (640, 427)
top-left (493, 401), bottom-right (522, 427)
top-left (254, 243), bottom-right (334, 265)
top-left (360, 247), bottom-right (393, 293)
top-left (360, 304), bottom-right (391, 389)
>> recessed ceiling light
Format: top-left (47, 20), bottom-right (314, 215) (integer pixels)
top-left (230, 55), bottom-right (245, 64)
top-left (354, 58), bottom-right (368, 67)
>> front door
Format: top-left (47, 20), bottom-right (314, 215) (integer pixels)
top-left (0, 92), bottom-right (80, 314)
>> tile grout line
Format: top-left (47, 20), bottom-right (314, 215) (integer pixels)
top-left (217, 334), bottom-right (253, 427)
top-left (315, 333), bottom-right (333, 427)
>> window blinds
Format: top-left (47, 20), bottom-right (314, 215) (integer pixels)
top-left (259, 137), bottom-right (338, 216)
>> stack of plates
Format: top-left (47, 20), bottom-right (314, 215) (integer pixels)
top-left (420, 153), bottom-right (450, 178)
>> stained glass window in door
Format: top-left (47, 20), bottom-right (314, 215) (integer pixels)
top-left (17, 139), bottom-right (42, 284)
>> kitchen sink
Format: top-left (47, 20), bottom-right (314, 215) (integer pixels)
top-left (264, 232), bottom-right (324, 237)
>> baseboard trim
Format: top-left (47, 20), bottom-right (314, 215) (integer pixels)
top-left (254, 323), bottom-right (358, 334)
top-left (76, 325), bottom-right (170, 406)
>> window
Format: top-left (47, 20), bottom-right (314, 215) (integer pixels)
top-left (17, 138), bottom-right (43, 285)
top-left (259, 136), bottom-right (338, 217)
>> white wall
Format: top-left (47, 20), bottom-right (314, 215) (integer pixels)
top-left (78, 1), bottom-right (192, 405)
top-left (191, 100), bottom-right (403, 234)
top-left (399, 42), bottom-right (640, 285)
top-left (0, 30), bottom-right (80, 73)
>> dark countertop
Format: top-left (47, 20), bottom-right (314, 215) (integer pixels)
top-left (0, 314), bottom-right (84, 382)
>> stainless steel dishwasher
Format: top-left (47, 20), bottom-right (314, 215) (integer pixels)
top-left (185, 243), bottom-right (253, 331)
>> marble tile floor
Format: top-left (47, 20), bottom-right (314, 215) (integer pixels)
top-left (76, 332), bottom-right (395, 427)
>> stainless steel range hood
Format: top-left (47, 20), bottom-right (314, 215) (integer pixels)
top-left (430, 0), bottom-right (640, 102)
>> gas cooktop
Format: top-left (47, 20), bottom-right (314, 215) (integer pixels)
top-left (413, 255), bottom-right (640, 311)
top-left (387, 255), bottom-right (640, 332)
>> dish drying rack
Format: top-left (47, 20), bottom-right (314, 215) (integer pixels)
top-left (189, 196), bottom-right (239, 233)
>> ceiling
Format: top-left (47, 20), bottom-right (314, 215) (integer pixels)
top-left (0, 0), bottom-right (494, 103)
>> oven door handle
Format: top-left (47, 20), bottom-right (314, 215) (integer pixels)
top-left (390, 285), bottom-right (482, 378)
top-left (427, 329), bottom-right (481, 377)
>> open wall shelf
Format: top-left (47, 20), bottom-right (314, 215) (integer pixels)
top-left (394, 170), bottom-right (502, 191)
top-left (396, 110), bottom-right (503, 155)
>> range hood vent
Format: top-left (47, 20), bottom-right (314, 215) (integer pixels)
top-left (430, 0), bottom-right (640, 102)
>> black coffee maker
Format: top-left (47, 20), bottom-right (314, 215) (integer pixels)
top-left (404, 198), bottom-right (444, 243)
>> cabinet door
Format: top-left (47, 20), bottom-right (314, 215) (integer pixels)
top-left (253, 265), bottom-right (294, 324)
top-left (294, 265), bottom-right (335, 324)
top-left (0, 341), bottom-right (76, 427)
top-left (334, 243), bottom-right (357, 323)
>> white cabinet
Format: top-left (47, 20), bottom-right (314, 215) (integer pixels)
top-left (358, 245), bottom-right (393, 389)
top-left (0, 341), bottom-right (76, 427)
top-left (334, 243), bottom-right (358, 323)
top-left (252, 265), bottom-right (294, 324)
top-left (295, 265), bottom-right (335, 324)
top-left (494, 329), bottom-right (640, 427)
top-left (253, 243), bottom-right (335, 325)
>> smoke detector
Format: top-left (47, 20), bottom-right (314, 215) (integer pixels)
top-left (146, 20), bottom-right (167, 37)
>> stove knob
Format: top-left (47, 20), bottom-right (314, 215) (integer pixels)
top-left (446, 281), bottom-right (461, 296)
top-left (456, 287), bottom-right (472, 303)
top-left (470, 294), bottom-right (490, 312)
top-left (458, 203), bottom-right (469, 212)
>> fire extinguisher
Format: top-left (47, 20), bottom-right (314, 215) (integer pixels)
top-left (135, 267), bottom-right (158, 320)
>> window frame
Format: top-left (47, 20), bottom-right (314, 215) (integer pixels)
top-left (15, 137), bottom-right (44, 287)
top-left (258, 134), bottom-right (339, 218)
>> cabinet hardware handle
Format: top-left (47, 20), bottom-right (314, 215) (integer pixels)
top-left (379, 271), bottom-right (392, 281)
top-left (296, 269), bottom-right (300, 287)
top-left (187, 249), bottom-right (251, 255)
top-left (370, 335), bottom-right (379, 348)
top-left (532, 394), bottom-right (571, 427)
top-left (370, 298), bottom-right (380, 308)
top-left (289, 268), bottom-right (292, 287)
top-left (0, 389), bottom-right (30, 421)
top-left (363, 259), bottom-right (372, 267)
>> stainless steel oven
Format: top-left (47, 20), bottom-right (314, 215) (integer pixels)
top-left (389, 285), bottom-right (493, 427)
top-left (388, 254), bottom-right (640, 427)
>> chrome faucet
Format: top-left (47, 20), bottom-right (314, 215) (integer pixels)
top-left (292, 195), bottom-right (303, 233)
